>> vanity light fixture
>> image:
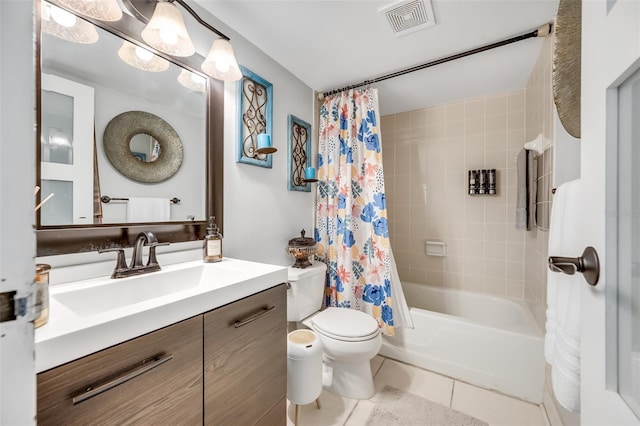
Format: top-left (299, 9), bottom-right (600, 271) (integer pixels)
top-left (124, 0), bottom-right (242, 81)
top-left (141, 1), bottom-right (195, 57)
top-left (177, 69), bottom-right (206, 92)
top-left (54, 0), bottom-right (122, 22)
top-left (201, 38), bottom-right (242, 82)
top-left (118, 40), bottom-right (170, 72)
top-left (41, 1), bottom-right (99, 44)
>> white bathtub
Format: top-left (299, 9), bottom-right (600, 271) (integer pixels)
top-left (379, 282), bottom-right (545, 403)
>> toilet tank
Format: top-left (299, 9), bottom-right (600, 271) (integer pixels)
top-left (287, 262), bottom-right (327, 322)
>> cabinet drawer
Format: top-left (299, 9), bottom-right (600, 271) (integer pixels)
top-left (37, 316), bottom-right (203, 426)
top-left (204, 284), bottom-right (286, 425)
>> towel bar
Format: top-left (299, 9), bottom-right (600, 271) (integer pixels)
top-left (100, 196), bottom-right (181, 204)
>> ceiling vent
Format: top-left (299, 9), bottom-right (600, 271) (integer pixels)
top-left (379, 0), bottom-right (436, 37)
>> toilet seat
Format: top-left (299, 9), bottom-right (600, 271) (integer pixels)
top-left (311, 307), bottom-right (380, 342)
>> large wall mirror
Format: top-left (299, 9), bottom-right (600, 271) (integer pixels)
top-left (36, 0), bottom-right (223, 256)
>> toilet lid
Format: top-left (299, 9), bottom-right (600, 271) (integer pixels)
top-left (311, 307), bottom-right (380, 342)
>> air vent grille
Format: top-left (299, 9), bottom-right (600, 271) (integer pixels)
top-left (380, 0), bottom-right (436, 36)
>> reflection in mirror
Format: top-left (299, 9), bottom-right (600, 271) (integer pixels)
top-left (36, 0), bottom-right (224, 257)
top-left (130, 134), bottom-right (160, 163)
top-left (41, 89), bottom-right (74, 165)
top-left (40, 0), bottom-right (207, 226)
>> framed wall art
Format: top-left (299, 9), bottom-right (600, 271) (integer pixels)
top-left (236, 66), bottom-right (273, 168)
top-left (287, 114), bottom-right (312, 192)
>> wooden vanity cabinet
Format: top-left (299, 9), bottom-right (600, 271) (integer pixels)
top-left (36, 283), bottom-right (287, 425)
top-left (204, 284), bottom-right (287, 425)
top-left (37, 316), bottom-right (203, 426)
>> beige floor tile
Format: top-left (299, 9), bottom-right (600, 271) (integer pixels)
top-left (451, 381), bottom-right (546, 426)
top-left (372, 359), bottom-right (454, 407)
top-left (286, 389), bottom-right (357, 426)
top-left (344, 399), bottom-right (376, 425)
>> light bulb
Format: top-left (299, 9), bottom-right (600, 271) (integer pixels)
top-left (51, 6), bottom-right (77, 27)
top-left (215, 59), bottom-right (230, 73)
top-left (135, 46), bottom-right (153, 62)
top-left (159, 29), bottom-right (178, 46)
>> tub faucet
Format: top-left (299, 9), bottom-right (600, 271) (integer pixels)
top-left (99, 232), bottom-right (169, 278)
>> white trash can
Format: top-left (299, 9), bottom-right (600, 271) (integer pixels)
top-left (287, 329), bottom-right (323, 406)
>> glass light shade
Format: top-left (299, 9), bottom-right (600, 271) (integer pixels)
top-left (201, 38), bottom-right (242, 81)
top-left (55, 0), bottom-right (122, 21)
top-left (177, 69), bottom-right (206, 92)
top-left (118, 41), bottom-right (170, 72)
top-left (42, 1), bottom-right (99, 44)
top-left (141, 1), bottom-right (195, 57)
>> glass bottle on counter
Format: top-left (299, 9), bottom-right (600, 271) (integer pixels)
top-left (203, 216), bottom-right (222, 263)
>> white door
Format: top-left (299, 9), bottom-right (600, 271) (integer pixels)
top-left (581, 0), bottom-right (640, 424)
top-left (40, 73), bottom-right (94, 226)
top-left (0, 0), bottom-right (37, 425)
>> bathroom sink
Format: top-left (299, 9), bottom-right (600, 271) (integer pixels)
top-left (53, 265), bottom-right (205, 317)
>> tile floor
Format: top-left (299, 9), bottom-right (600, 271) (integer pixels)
top-left (286, 356), bottom-right (550, 426)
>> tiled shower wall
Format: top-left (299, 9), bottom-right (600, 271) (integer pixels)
top-left (381, 90), bottom-right (529, 298)
top-left (524, 35), bottom-right (554, 305)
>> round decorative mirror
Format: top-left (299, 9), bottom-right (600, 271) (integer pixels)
top-left (552, 0), bottom-right (581, 138)
top-left (103, 111), bottom-right (183, 183)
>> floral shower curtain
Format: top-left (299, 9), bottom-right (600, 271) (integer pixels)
top-left (315, 88), bottom-right (397, 336)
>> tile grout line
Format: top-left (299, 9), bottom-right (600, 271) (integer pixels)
top-left (449, 380), bottom-right (456, 408)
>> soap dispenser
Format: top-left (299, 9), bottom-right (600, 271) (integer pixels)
top-left (203, 216), bottom-right (222, 263)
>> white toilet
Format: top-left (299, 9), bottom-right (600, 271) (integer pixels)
top-left (287, 262), bottom-right (382, 400)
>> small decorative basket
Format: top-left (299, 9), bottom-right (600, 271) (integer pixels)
top-left (287, 229), bottom-right (317, 269)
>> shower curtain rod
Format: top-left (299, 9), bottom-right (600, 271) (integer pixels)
top-left (318, 23), bottom-right (552, 100)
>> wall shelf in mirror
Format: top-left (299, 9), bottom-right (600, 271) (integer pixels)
top-left (36, 0), bottom-right (223, 256)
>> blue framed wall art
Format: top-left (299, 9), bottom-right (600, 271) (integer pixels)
top-left (236, 66), bottom-right (273, 168)
top-left (287, 114), bottom-right (312, 192)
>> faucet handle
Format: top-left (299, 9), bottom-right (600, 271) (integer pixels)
top-left (147, 242), bottom-right (170, 266)
top-left (98, 248), bottom-right (128, 277)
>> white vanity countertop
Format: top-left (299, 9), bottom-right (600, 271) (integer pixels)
top-left (35, 258), bottom-right (287, 373)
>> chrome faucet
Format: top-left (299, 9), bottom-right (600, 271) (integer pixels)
top-left (99, 232), bottom-right (169, 279)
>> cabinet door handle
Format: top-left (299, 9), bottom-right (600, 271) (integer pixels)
top-left (234, 306), bottom-right (276, 328)
top-left (71, 353), bottom-right (173, 405)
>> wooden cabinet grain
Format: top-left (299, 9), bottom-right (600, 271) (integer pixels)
top-left (37, 316), bottom-right (203, 425)
top-left (204, 284), bottom-right (287, 425)
top-left (37, 284), bottom-right (287, 426)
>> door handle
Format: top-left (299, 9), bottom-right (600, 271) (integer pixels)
top-left (548, 246), bottom-right (600, 286)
